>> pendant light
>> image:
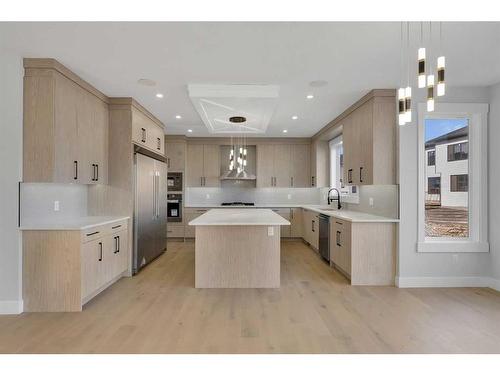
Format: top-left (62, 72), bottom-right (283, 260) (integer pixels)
top-left (417, 22), bottom-right (426, 88)
top-left (427, 74), bottom-right (435, 112)
top-left (404, 22), bottom-right (412, 123)
top-left (437, 22), bottom-right (446, 96)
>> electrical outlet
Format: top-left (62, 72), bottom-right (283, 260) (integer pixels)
top-left (287, 194), bottom-right (291, 200)
top-left (267, 227), bottom-right (274, 236)
top-left (369, 197), bottom-right (374, 207)
top-left (206, 194), bottom-right (210, 199)
top-left (54, 201), bottom-right (60, 211)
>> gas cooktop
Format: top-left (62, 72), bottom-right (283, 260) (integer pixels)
top-left (220, 202), bottom-right (255, 206)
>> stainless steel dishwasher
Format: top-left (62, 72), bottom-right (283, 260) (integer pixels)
top-left (318, 214), bottom-right (330, 262)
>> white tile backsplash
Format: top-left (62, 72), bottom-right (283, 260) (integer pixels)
top-left (186, 187), bottom-right (320, 206)
top-left (20, 183), bottom-right (88, 223)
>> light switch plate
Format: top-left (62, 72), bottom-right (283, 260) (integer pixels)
top-left (267, 227), bottom-right (274, 236)
top-left (287, 194), bottom-right (291, 200)
top-left (54, 201), bottom-right (60, 211)
top-left (369, 197), bottom-right (374, 207)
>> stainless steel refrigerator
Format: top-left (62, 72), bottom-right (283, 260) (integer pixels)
top-left (133, 151), bottom-right (167, 274)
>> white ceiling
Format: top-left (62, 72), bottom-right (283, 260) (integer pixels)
top-left (1, 22), bottom-right (500, 137)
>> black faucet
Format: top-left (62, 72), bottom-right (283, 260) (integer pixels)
top-left (327, 188), bottom-right (342, 210)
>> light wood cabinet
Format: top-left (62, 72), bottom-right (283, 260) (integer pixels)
top-left (132, 107), bottom-right (165, 156)
top-left (302, 209), bottom-right (319, 249)
top-left (290, 208), bottom-right (303, 237)
top-left (330, 220), bottom-right (396, 285)
top-left (342, 96), bottom-right (396, 186)
top-left (184, 208), bottom-right (209, 237)
top-left (167, 223), bottom-right (185, 238)
top-left (257, 143), bottom-right (310, 188)
top-left (290, 144), bottom-right (311, 187)
top-left (23, 219), bottom-right (129, 312)
top-left (272, 209), bottom-right (291, 237)
top-left (166, 140), bottom-right (186, 171)
top-left (186, 145), bottom-right (220, 187)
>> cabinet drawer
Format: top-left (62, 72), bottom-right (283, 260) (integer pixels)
top-left (167, 224), bottom-right (185, 238)
top-left (108, 220), bottom-right (128, 235)
top-left (81, 225), bottom-right (107, 243)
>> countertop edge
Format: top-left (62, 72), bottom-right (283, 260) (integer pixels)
top-left (19, 216), bottom-right (131, 231)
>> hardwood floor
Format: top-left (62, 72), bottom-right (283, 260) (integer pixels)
top-left (1, 240), bottom-right (499, 353)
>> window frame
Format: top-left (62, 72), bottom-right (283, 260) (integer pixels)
top-left (417, 103), bottom-right (489, 253)
top-left (450, 174), bottom-right (468, 192)
top-left (427, 150), bottom-right (436, 166)
top-left (447, 141), bottom-right (468, 162)
top-left (329, 135), bottom-right (358, 203)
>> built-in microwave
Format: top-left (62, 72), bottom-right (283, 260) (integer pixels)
top-left (167, 172), bottom-right (183, 192)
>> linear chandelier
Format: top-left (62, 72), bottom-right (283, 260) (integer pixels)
top-left (399, 22), bottom-right (446, 126)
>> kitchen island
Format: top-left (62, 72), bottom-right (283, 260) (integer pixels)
top-left (188, 209), bottom-right (290, 288)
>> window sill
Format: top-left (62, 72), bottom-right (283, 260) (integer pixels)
top-left (417, 241), bottom-right (489, 253)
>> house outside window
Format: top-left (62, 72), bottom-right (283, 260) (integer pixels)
top-left (427, 150), bottom-right (435, 166)
top-left (447, 142), bottom-right (468, 162)
top-left (450, 174), bottom-right (468, 192)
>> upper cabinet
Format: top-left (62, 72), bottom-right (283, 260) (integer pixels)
top-left (186, 144), bottom-right (220, 187)
top-left (23, 59), bottom-right (108, 184)
top-left (165, 139), bottom-right (186, 171)
top-left (310, 140), bottom-right (329, 187)
top-left (132, 107), bottom-right (165, 156)
top-left (257, 143), bottom-right (310, 188)
top-left (343, 94), bottom-right (396, 185)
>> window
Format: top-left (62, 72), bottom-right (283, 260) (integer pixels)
top-left (329, 135), bottom-right (357, 203)
top-left (427, 150), bottom-right (435, 166)
top-left (428, 177), bottom-right (440, 194)
top-left (417, 103), bottom-right (489, 253)
top-left (447, 142), bottom-right (468, 161)
top-left (450, 174), bottom-right (468, 192)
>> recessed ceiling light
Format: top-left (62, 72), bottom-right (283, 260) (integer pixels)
top-left (292, 116), bottom-right (298, 120)
top-left (283, 129), bottom-right (288, 133)
top-left (175, 115), bottom-right (182, 119)
top-left (187, 129), bottom-right (193, 133)
top-left (156, 93), bottom-right (163, 98)
top-left (306, 94), bottom-right (314, 99)
top-left (309, 80), bottom-right (328, 88)
top-left (137, 78), bottom-right (156, 87)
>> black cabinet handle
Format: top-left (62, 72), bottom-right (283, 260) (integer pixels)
top-left (91, 164), bottom-right (96, 181)
top-left (96, 164), bottom-right (99, 181)
top-left (86, 231), bottom-right (100, 237)
top-left (336, 231), bottom-right (341, 246)
top-left (117, 236), bottom-right (120, 253)
top-left (98, 242), bottom-right (103, 261)
top-left (312, 220), bottom-right (315, 232)
top-left (157, 137), bottom-right (161, 150)
top-left (348, 169), bottom-right (353, 184)
top-left (311, 176), bottom-right (315, 187)
top-left (141, 128), bottom-right (146, 142)
top-left (112, 224), bottom-right (122, 229)
top-left (359, 167), bottom-right (363, 183)
top-left (74, 161), bottom-right (78, 180)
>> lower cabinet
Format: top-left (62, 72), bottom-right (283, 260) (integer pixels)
top-left (290, 208), bottom-right (303, 237)
top-left (272, 209), bottom-right (291, 237)
top-left (167, 223), bottom-right (185, 238)
top-left (302, 209), bottom-right (319, 249)
top-left (22, 219), bottom-right (129, 312)
top-left (330, 220), bottom-right (396, 286)
top-left (184, 208), bottom-right (209, 237)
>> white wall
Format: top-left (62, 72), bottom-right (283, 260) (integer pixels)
top-left (0, 50), bottom-right (23, 313)
top-left (398, 86), bottom-right (492, 287)
top-left (488, 82), bottom-right (500, 288)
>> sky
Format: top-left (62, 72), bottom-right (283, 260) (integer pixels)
top-left (425, 118), bottom-right (469, 141)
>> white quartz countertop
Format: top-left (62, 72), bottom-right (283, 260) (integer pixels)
top-left (301, 205), bottom-right (399, 223)
top-left (188, 209), bottom-right (290, 226)
top-left (185, 204), bottom-right (305, 208)
top-left (20, 216), bottom-right (130, 231)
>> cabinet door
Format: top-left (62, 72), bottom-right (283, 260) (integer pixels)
top-left (131, 109), bottom-right (150, 148)
top-left (256, 144), bottom-right (275, 187)
top-left (357, 101), bottom-right (374, 185)
top-left (186, 144), bottom-right (204, 187)
top-left (311, 214), bottom-right (319, 249)
top-left (88, 95), bottom-right (108, 185)
top-left (150, 124), bottom-right (165, 156)
top-left (290, 208), bottom-right (303, 237)
top-left (167, 142), bottom-right (186, 171)
top-left (110, 230), bottom-right (128, 280)
top-left (290, 144), bottom-right (310, 187)
top-left (81, 238), bottom-right (106, 299)
top-left (272, 209), bottom-right (291, 237)
top-left (76, 90), bottom-right (95, 184)
top-left (202, 145), bottom-right (220, 187)
top-left (302, 209), bottom-right (312, 244)
top-left (184, 209), bottom-right (208, 237)
top-left (273, 144), bottom-right (291, 187)
top-left (342, 113), bottom-right (356, 186)
top-left (54, 74), bottom-right (79, 183)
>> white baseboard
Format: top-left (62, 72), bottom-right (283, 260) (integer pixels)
top-left (0, 300), bottom-right (23, 315)
top-left (396, 276), bottom-right (500, 291)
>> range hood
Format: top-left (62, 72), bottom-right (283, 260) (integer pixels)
top-left (219, 145), bottom-right (256, 181)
